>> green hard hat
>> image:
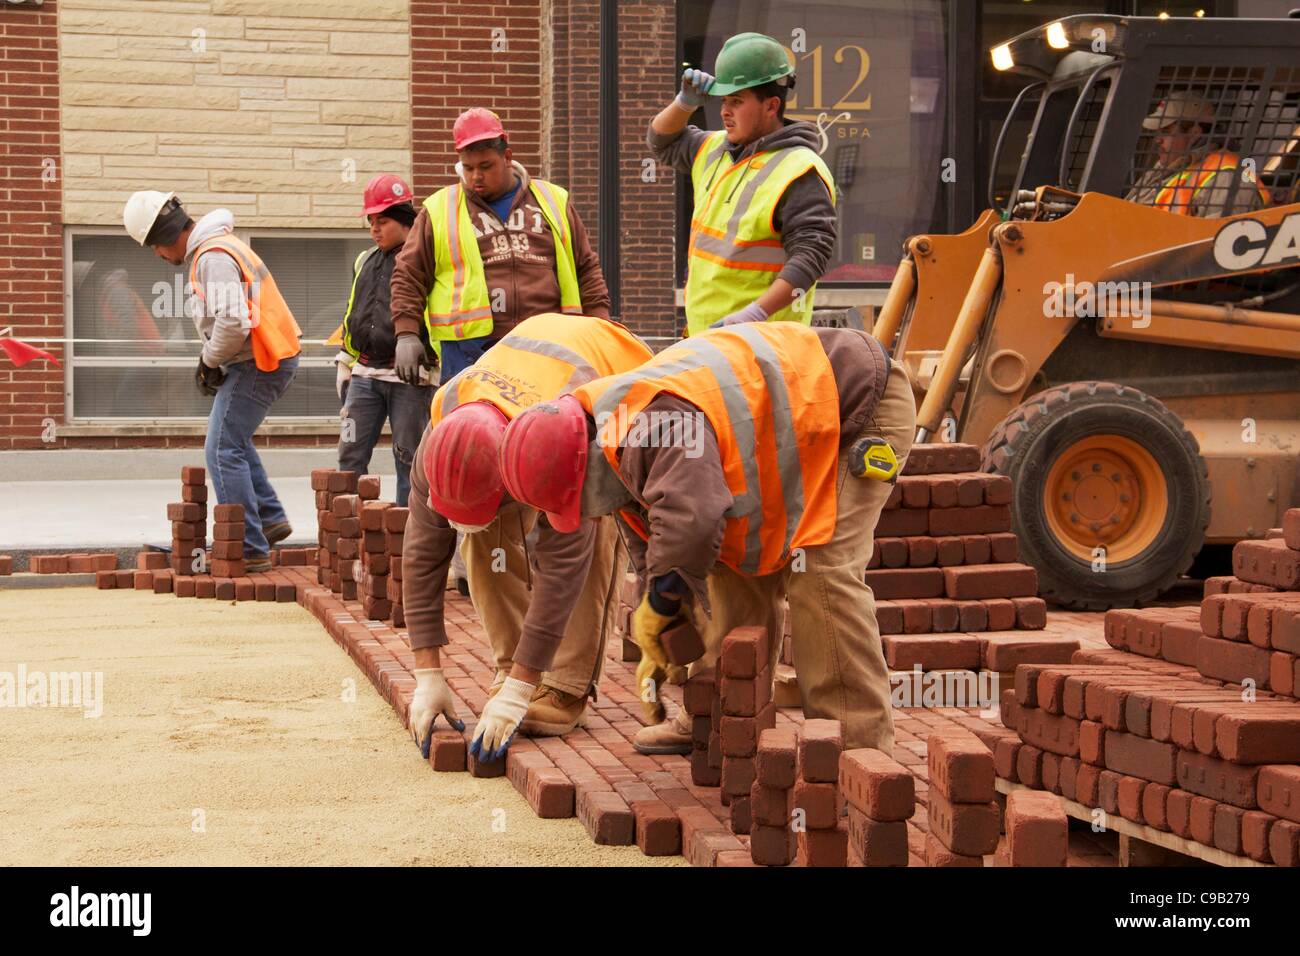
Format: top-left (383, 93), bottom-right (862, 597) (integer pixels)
top-left (709, 32), bottom-right (793, 96)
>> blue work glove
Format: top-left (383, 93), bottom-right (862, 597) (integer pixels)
top-left (708, 301), bottom-right (769, 330)
top-left (677, 68), bottom-right (715, 110)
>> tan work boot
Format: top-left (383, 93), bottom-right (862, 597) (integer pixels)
top-left (633, 709), bottom-right (693, 755)
top-left (519, 685), bottom-right (588, 736)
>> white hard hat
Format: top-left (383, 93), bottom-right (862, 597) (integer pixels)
top-left (123, 190), bottom-right (176, 246)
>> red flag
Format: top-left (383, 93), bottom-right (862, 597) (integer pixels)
top-left (0, 337), bottom-right (61, 368)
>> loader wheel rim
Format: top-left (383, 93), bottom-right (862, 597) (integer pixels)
top-left (1042, 435), bottom-right (1167, 564)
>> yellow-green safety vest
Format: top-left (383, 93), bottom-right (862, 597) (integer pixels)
top-left (422, 178), bottom-right (583, 345)
top-left (685, 130), bottom-right (836, 337)
top-left (339, 245), bottom-right (377, 363)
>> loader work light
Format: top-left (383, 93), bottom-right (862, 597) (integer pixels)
top-left (991, 44), bottom-right (1014, 71)
top-left (1046, 21), bottom-right (1070, 49)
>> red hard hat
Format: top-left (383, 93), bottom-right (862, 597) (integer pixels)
top-left (453, 107), bottom-right (507, 151)
top-left (363, 173), bottom-right (413, 216)
top-left (424, 401), bottom-right (510, 526)
top-left (499, 395), bottom-right (589, 533)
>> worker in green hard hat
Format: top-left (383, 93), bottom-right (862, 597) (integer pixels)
top-left (648, 31), bottom-right (838, 338)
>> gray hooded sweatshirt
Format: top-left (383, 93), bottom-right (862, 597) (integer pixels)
top-left (647, 119), bottom-right (838, 293)
top-left (184, 209), bottom-right (255, 368)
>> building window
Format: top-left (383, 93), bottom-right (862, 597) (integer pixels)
top-left (678, 0), bottom-right (950, 283)
top-left (66, 230), bottom-right (369, 421)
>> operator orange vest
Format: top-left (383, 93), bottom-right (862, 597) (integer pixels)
top-left (430, 312), bottom-right (653, 426)
top-left (187, 234), bottom-right (302, 372)
top-left (572, 323), bottom-right (841, 577)
top-left (1152, 150), bottom-right (1270, 215)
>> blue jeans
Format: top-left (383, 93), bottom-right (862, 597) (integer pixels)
top-left (205, 356), bottom-right (299, 556)
top-left (339, 375), bottom-right (433, 506)
top-left (438, 337), bottom-right (493, 381)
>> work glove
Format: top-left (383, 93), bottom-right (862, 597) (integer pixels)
top-left (708, 301), bottom-right (769, 330)
top-left (469, 676), bottom-right (534, 762)
top-left (394, 333), bottom-right (425, 386)
top-left (632, 590), bottom-right (683, 724)
top-left (194, 357), bottom-right (226, 396)
top-left (336, 361), bottom-right (351, 403)
top-left (677, 68), bottom-right (715, 110)
top-left (411, 668), bottom-right (465, 757)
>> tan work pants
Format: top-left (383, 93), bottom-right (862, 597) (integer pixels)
top-left (690, 361), bottom-right (916, 753)
top-left (461, 503), bottom-right (625, 698)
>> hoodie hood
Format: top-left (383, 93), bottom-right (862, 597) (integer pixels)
top-left (185, 208), bottom-right (235, 260)
top-left (730, 119), bottom-right (822, 161)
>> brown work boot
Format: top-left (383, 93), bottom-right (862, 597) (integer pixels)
top-left (263, 521), bottom-right (293, 547)
top-left (633, 709), bottom-right (693, 755)
top-left (519, 685), bottom-right (588, 736)
top-left (243, 552), bottom-right (272, 574)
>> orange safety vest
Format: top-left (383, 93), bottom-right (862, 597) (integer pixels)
top-left (1152, 150), bottom-right (1269, 215)
top-left (188, 234), bottom-right (302, 372)
top-left (429, 312), bottom-right (653, 426)
top-left (571, 323), bottom-right (841, 576)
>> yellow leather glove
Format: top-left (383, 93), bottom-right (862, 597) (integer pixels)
top-left (632, 594), bottom-right (679, 724)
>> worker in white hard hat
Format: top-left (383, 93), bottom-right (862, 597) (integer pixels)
top-left (123, 190), bottom-right (303, 572)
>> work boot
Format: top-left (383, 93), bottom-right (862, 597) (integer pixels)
top-left (263, 521), bottom-right (293, 547)
top-left (244, 552), bottom-right (272, 574)
top-left (633, 709), bottom-right (693, 755)
top-left (520, 685), bottom-right (589, 736)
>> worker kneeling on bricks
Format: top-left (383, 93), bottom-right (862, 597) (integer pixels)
top-left (499, 322), bottom-right (917, 756)
top-left (404, 313), bottom-right (653, 761)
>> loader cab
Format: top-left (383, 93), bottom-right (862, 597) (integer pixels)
top-left (988, 14), bottom-right (1300, 220)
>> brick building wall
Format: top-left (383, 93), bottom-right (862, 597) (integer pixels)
top-left (0, 0), bottom-right (63, 451)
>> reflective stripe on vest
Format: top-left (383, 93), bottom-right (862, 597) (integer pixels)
top-left (572, 323), bottom-right (840, 576)
top-left (422, 179), bottom-right (583, 343)
top-left (684, 130), bottom-right (836, 336)
top-left (1152, 150), bottom-right (1270, 215)
top-left (187, 234), bottom-right (301, 372)
top-left (429, 312), bottom-right (653, 426)
top-left (340, 245), bottom-right (378, 361)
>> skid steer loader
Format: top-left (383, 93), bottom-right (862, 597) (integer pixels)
top-left (874, 13), bottom-right (1300, 610)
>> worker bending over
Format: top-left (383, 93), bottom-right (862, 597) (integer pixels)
top-left (499, 323), bottom-right (916, 755)
top-left (404, 313), bottom-right (652, 761)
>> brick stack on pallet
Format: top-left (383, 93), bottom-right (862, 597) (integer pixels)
top-left (210, 504), bottom-right (245, 579)
top-left (749, 727), bottom-right (797, 865)
top-left (384, 507), bottom-right (408, 628)
top-left (795, 719), bottom-right (848, 866)
top-left (719, 625), bottom-right (777, 833)
top-left (839, 747), bottom-right (914, 866)
top-left (312, 469), bottom-right (357, 593)
top-left (355, 480), bottom-right (392, 621)
top-left (925, 730), bottom-right (999, 866)
top-left (867, 444), bottom-right (1078, 684)
top-left (997, 643), bottom-right (1300, 865)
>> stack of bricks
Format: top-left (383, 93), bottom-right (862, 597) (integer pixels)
top-left (997, 646), bottom-right (1300, 866)
top-left (33, 553), bottom-right (117, 575)
top-left (684, 672), bottom-right (720, 787)
top-left (719, 625), bottom-right (776, 833)
top-left (839, 747), bottom-right (914, 866)
top-left (866, 444), bottom-right (1077, 682)
top-left (749, 727), bottom-right (797, 865)
top-left (168, 466), bottom-right (208, 579)
top-left (925, 730), bottom-right (999, 866)
top-left (312, 469), bottom-right (357, 593)
top-left (351, 477), bottom-right (391, 620)
top-left (794, 719), bottom-right (848, 866)
top-left (334, 492), bottom-right (363, 602)
top-left (615, 571), bottom-right (640, 662)
top-left (384, 507), bottom-right (408, 628)
top-left (97, 551), bottom-right (162, 590)
top-left (210, 504), bottom-right (245, 578)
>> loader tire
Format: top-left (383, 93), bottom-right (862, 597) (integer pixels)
top-left (982, 381), bottom-right (1209, 611)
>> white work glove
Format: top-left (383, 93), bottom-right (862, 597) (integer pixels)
top-left (336, 361), bottom-right (352, 401)
top-left (411, 668), bottom-right (464, 757)
top-left (469, 676), bottom-right (534, 762)
top-left (708, 301), bottom-right (769, 330)
top-left (677, 68), bottom-right (715, 110)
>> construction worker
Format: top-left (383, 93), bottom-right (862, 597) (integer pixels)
top-left (404, 313), bottom-right (653, 761)
top-left (498, 323), bottom-right (917, 755)
top-left (649, 32), bottom-right (837, 336)
top-left (1125, 90), bottom-right (1268, 217)
top-left (335, 174), bottom-right (432, 507)
top-left (389, 107), bottom-right (610, 386)
top-left (124, 191), bottom-right (302, 573)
